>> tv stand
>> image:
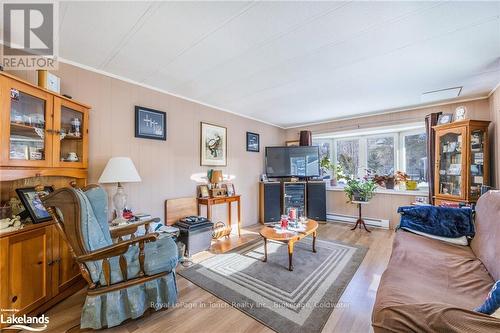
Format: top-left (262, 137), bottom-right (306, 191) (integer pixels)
top-left (259, 180), bottom-right (326, 223)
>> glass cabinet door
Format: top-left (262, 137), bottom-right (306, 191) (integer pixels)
top-left (1, 78), bottom-right (53, 167)
top-left (52, 97), bottom-right (88, 168)
top-left (436, 128), bottom-right (465, 199)
top-left (469, 129), bottom-right (486, 200)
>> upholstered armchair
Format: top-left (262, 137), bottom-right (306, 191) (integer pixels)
top-left (41, 184), bottom-right (179, 329)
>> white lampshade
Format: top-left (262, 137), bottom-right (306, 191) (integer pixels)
top-left (98, 157), bottom-right (141, 184)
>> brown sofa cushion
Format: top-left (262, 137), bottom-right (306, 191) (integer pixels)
top-left (471, 190), bottom-right (500, 281)
top-left (373, 231), bottom-right (499, 332)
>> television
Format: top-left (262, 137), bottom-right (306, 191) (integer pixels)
top-left (265, 146), bottom-right (320, 178)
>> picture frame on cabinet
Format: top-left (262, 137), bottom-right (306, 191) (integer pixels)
top-left (453, 106), bottom-right (467, 122)
top-left (437, 113), bottom-right (453, 125)
top-left (16, 186), bottom-right (54, 223)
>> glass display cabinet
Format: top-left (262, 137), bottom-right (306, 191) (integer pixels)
top-left (434, 120), bottom-right (490, 205)
top-left (1, 75), bottom-right (89, 171)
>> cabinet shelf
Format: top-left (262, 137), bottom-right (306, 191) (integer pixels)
top-left (10, 122), bottom-right (44, 137)
top-left (61, 136), bottom-right (83, 141)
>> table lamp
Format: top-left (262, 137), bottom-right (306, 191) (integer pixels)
top-left (210, 170), bottom-right (223, 187)
top-left (98, 157), bottom-right (141, 221)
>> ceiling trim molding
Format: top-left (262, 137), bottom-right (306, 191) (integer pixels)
top-left (488, 81), bottom-right (500, 97)
top-left (57, 57), bottom-right (286, 129)
top-left (283, 95), bottom-right (490, 130)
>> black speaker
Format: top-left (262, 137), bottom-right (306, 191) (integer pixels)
top-left (307, 181), bottom-right (326, 221)
top-left (260, 182), bottom-right (281, 223)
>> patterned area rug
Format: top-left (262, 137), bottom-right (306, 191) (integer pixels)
top-left (179, 237), bottom-right (367, 333)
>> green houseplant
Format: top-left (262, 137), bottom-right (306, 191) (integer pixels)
top-left (336, 166), bottom-right (377, 202)
top-left (320, 156), bottom-right (339, 186)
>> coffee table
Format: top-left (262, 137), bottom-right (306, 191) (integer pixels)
top-left (259, 219), bottom-right (318, 271)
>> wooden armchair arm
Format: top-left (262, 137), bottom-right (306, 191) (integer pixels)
top-left (76, 233), bottom-right (158, 262)
top-left (76, 233), bottom-right (159, 286)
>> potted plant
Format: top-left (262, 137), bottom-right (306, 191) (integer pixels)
top-left (373, 174), bottom-right (396, 189)
top-left (320, 156), bottom-right (338, 186)
top-left (336, 167), bottom-right (377, 202)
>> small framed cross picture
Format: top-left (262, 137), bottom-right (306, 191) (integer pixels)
top-left (135, 106), bottom-right (167, 140)
top-left (246, 132), bottom-right (259, 152)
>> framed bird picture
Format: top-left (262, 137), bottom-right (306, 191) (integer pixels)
top-left (200, 122), bottom-right (227, 166)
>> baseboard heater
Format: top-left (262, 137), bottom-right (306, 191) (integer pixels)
top-left (326, 213), bottom-right (390, 229)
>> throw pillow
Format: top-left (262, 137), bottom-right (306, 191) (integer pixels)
top-left (475, 281), bottom-right (500, 315)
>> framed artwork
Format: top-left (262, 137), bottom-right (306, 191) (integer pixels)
top-left (200, 122), bottom-right (227, 166)
top-left (437, 113), bottom-right (453, 125)
top-left (246, 132), bottom-right (260, 152)
top-left (16, 186), bottom-right (54, 223)
top-left (135, 106), bottom-right (167, 141)
top-left (453, 106), bottom-right (467, 122)
top-left (286, 140), bottom-right (300, 147)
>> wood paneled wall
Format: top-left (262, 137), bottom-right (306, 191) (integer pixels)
top-left (328, 191), bottom-right (419, 229)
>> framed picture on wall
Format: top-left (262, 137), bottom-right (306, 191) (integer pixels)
top-left (16, 186), bottom-right (54, 223)
top-left (135, 106), bottom-right (167, 141)
top-left (200, 122), bottom-right (227, 166)
top-left (246, 132), bottom-right (259, 152)
top-left (286, 140), bottom-right (300, 146)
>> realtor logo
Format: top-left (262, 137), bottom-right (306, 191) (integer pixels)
top-left (2, 2), bottom-right (58, 69)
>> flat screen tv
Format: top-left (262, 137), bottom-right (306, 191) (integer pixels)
top-left (265, 146), bottom-right (320, 178)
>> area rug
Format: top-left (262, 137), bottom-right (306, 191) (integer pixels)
top-left (179, 237), bottom-right (367, 333)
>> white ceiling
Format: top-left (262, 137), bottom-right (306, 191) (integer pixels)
top-left (58, 1), bottom-right (500, 128)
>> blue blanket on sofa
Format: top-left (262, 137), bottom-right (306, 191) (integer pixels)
top-left (397, 206), bottom-right (474, 238)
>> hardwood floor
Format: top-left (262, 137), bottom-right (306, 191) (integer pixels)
top-left (39, 222), bottom-right (395, 333)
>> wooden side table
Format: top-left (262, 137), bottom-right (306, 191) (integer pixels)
top-left (351, 200), bottom-right (371, 232)
top-left (197, 195), bottom-right (241, 237)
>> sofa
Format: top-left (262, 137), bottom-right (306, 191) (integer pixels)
top-left (372, 190), bottom-right (500, 332)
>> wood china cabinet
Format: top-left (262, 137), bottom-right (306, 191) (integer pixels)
top-left (1, 73), bottom-right (89, 175)
top-left (0, 72), bottom-right (89, 325)
top-left (433, 120), bottom-right (490, 205)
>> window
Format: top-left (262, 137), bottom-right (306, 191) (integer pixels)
top-left (313, 126), bottom-right (427, 185)
top-left (367, 136), bottom-right (394, 175)
top-left (336, 139), bottom-right (359, 177)
top-left (402, 132), bottom-right (427, 182)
